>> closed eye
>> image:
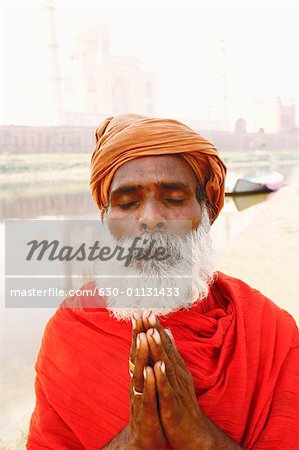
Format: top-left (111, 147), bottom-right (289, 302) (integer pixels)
top-left (164, 199), bottom-right (184, 204)
top-left (118, 201), bottom-right (140, 209)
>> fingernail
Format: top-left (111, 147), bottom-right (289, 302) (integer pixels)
top-left (148, 312), bottom-right (156, 327)
top-left (159, 361), bottom-right (165, 374)
top-left (165, 328), bottom-right (173, 339)
top-left (142, 310), bottom-right (151, 321)
top-left (143, 367), bottom-right (147, 379)
top-left (133, 312), bottom-right (141, 321)
top-left (132, 317), bottom-right (136, 330)
top-left (151, 328), bottom-right (161, 344)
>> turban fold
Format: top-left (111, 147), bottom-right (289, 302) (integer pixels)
top-left (90, 114), bottom-right (227, 222)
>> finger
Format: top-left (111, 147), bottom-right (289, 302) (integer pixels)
top-left (142, 311), bottom-right (174, 352)
top-left (142, 310), bottom-right (156, 331)
top-left (146, 328), bottom-right (178, 389)
top-left (142, 311), bottom-right (173, 359)
top-left (164, 327), bottom-right (187, 371)
top-left (154, 360), bottom-right (175, 412)
top-left (165, 328), bottom-right (173, 341)
top-left (130, 312), bottom-right (144, 365)
top-left (142, 366), bottom-right (159, 424)
top-left (142, 312), bottom-right (186, 370)
top-left (129, 377), bottom-right (143, 420)
top-left (133, 332), bottom-right (150, 394)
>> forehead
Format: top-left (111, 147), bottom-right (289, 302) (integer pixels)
top-left (110, 155), bottom-right (198, 190)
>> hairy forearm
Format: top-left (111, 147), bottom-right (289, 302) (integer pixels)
top-left (102, 420), bottom-right (243, 450)
top-left (102, 425), bottom-right (132, 449)
top-left (198, 416), bottom-right (244, 450)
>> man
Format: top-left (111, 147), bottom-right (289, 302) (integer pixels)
top-left (27, 114), bottom-right (299, 449)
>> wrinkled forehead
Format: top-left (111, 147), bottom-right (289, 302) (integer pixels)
top-left (109, 154), bottom-right (199, 193)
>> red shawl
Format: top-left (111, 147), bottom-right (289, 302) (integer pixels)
top-left (27, 272), bottom-right (299, 449)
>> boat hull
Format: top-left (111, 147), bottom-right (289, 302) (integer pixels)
top-left (225, 172), bottom-right (284, 195)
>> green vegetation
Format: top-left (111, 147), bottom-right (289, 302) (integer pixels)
top-left (0, 153), bottom-right (90, 200)
top-left (0, 151), bottom-right (298, 201)
top-left (220, 150), bottom-right (298, 165)
top-left (0, 153), bottom-right (90, 175)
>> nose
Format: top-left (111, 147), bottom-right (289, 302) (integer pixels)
top-left (138, 199), bottom-right (166, 232)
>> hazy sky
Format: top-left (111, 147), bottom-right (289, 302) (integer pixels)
top-left (0, 0), bottom-right (298, 128)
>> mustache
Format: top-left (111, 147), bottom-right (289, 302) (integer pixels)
top-left (116, 231), bottom-right (192, 269)
top-left (118, 230), bottom-right (190, 246)
top-left (94, 205), bottom-right (215, 320)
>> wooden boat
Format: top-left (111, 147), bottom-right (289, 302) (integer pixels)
top-left (232, 192), bottom-right (270, 211)
top-left (225, 171), bottom-right (284, 195)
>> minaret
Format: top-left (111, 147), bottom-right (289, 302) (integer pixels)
top-left (219, 39), bottom-right (229, 131)
top-left (45, 0), bottom-right (63, 125)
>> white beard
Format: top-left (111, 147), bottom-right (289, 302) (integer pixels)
top-left (94, 205), bottom-right (216, 320)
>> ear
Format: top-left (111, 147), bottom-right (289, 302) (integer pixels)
top-left (100, 206), bottom-right (108, 222)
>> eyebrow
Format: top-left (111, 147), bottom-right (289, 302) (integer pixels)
top-left (159, 182), bottom-right (191, 192)
top-left (110, 184), bottom-right (143, 197)
top-left (110, 182), bottom-right (192, 198)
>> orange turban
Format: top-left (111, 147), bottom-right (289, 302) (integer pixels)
top-left (90, 114), bottom-right (227, 222)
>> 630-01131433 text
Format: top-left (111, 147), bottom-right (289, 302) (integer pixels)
top-left (9, 286), bottom-right (183, 298)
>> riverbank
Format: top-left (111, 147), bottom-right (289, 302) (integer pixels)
top-left (1, 167), bottom-right (298, 449)
top-left (217, 168), bottom-right (299, 323)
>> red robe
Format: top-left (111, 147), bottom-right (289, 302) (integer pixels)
top-left (27, 272), bottom-right (299, 449)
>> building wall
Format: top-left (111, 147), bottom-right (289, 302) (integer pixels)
top-left (1, 125), bottom-right (298, 154)
top-left (59, 25), bottom-right (156, 126)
